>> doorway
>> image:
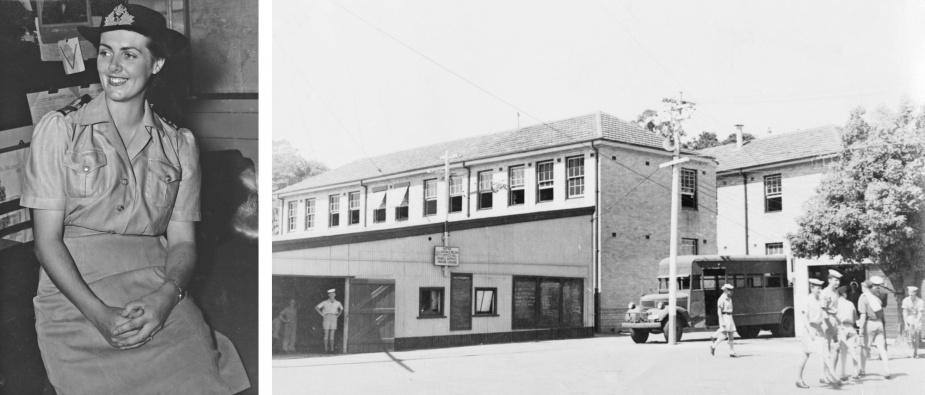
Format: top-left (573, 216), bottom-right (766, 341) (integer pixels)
top-left (272, 276), bottom-right (346, 356)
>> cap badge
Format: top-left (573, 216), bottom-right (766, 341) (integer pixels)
top-left (104, 5), bottom-right (135, 27)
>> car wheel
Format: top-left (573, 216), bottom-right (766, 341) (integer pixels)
top-left (630, 329), bottom-right (649, 344)
top-left (772, 310), bottom-right (795, 337)
top-left (662, 320), bottom-right (683, 343)
top-left (738, 325), bottom-right (760, 339)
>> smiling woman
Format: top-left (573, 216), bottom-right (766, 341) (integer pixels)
top-left (20, 4), bottom-right (249, 394)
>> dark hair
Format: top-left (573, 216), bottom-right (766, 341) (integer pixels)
top-left (146, 35), bottom-right (169, 60)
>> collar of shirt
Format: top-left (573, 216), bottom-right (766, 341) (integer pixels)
top-left (71, 94), bottom-right (166, 160)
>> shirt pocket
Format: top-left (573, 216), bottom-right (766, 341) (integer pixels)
top-left (144, 158), bottom-right (182, 208)
top-left (62, 149), bottom-right (108, 198)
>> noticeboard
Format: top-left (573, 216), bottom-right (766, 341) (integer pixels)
top-left (434, 247), bottom-right (460, 266)
top-left (450, 273), bottom-right (472, 331)
top-left (512, 277), bottom-right (537, 329)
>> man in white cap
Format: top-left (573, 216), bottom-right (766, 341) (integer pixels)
top-left (901, 285), bottom-right (924, 358)
top-left (797, 278), bottom-right (839, 388)
top-left (710, 283), bottom-right (738, 357)
top-left (835, 286), bottom-right (860, 380)
top-left (315, 289), bottom-right (344, 354)
top-left (858, 278), bottom-right (890, 379)
top-left (819, 270), bottom-right (842, 377)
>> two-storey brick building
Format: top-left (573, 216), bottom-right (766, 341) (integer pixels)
top-left (273, 112), bottom-right (716, 353)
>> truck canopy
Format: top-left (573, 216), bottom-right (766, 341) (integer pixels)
top-left (657, 255), bottom-right (788, 278)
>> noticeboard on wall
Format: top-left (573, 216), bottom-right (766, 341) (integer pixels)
top-left (188, 0), bottom-right (258, 94)
top-left (450, 273), bottom-right (472, 331)
top-left (512, 277), bottom-right (537, 329)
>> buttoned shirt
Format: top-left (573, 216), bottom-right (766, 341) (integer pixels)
top-left (820, 287), bottom-right (839, 316)
top-left (836, 298), bottom-right (857, 326)
top-left (717, 292), bottom-right (733, 314)
top-left (902, 296), bottom-right (924, 326)
top-left (805, 295), bottom-right (824, 325)
top-left (22, 94), bottom-right (201, 236)
top-left (316, 299), bottom-right (343, 316)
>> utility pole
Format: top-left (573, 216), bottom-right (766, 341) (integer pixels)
top-left (651, 93), bottom-right (695, 345)
top-left (437, 150), bottom-right (460, 276)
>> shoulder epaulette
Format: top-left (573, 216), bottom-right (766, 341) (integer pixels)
top-left (56, 94), bottom-right (92, 116)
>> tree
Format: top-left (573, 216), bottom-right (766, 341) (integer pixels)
top-left (720, 132), bottom-right (756, 146)
top-left (684, 131), bottom-right (721, 150)
top-left (788, 102), bottom-right (925, 300)
top-left (272, 140), bottom-right (327, 191)
top-left (272, 140), bottom-right (328, 234)
top-left (635, 109), bottom-right (658, 125)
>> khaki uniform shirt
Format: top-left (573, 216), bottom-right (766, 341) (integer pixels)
top-left (22, 94), bottom-right (201, 236)
top-left (316, 299), bottom-right (343, 316)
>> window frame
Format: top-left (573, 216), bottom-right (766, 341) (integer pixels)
top-left (536, 160), bottom-right (554, 202)
top-left (477, 171), bottom-right (493, 210)
top-left (287, 201), bottom-right (298, 232)
top-left (348, 191), bottom-right (360, 225)
top-left (566, 156), bottom-right (585, 198)
top-left (395, 188), bottom-right (409, 221)
top-left (424, 179), bottom-right (438, 216)
top-left (765, 242), bottom-right (784, 255)
top-left (764, 174), bottom-right (782, 213)
top-left (328, 195), bottom-right (340, 227)
top-left (509, 165), bottom-right (525, 206)
top-left (418, 287), bottom-right (445, 318)
top-left (681, 238), bottom-right (698, 255)
top-left (680, 168), bottom-right (698, 209)
top-left (474, 287), bottom-right (498, 316)
top-left (304, 198), bottom-right (315, 229)
top-left (449, 176), bottom-right (464, 213)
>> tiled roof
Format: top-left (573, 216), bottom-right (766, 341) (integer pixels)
top-left (276, 112), bottom-right (683, 195)
top-left (697, 125), bottom-right (842, 173)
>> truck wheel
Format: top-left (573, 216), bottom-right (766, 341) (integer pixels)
top-left (772, 310), bottom-right (795, 337)
top-left (630, 329), bottom-right (649, 344)
top-left (662, 320), bottom-right (683, 343)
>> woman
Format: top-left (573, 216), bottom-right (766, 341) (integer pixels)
top-left (22, 4), bottom-right (248, 393)
top-left (709, 283), bottom-right (738, 357)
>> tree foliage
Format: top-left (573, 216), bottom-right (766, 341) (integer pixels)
top-left (684, 131), bottom-right (720, 150)
top-left (720, 132), bottom-right (756, 146)
top-left (272, 140), bottom-right (327, 192)
top-left (788, 102), bottom-right (925, 291)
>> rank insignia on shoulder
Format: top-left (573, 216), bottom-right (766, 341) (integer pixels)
top-left (57, 94), bottom-right (92, 116)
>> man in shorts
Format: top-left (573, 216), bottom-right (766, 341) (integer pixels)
top-left (835, 286), bottom-right (860, 380)
top-left (859, 278), bottom-right (891, 379)
top-left (797, 278), bottom-right (839, 388)
top-left (901, 286), bottom-right (924, 358)
top-left (819, 270), bottom-right (842, 375)
top-left (315, 289), bottom-right (344, 354)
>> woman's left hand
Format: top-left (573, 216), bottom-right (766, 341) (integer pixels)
top-left (113, 285), bottom-right (177, 349)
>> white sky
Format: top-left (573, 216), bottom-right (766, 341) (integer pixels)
top-left (274, 0), bottom-right (925, 169)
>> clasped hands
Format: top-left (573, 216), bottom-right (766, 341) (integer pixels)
top-left (92, 283), bottom-right (178, 350)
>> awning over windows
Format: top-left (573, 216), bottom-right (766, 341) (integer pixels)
top-left (371, 190), bottom-right (386, 209)
top-left (388, 185), bottom-right (409, 207)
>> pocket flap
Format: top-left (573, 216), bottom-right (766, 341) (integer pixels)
top-left (149, 158), bottom-right (181, 184)
top-left (63, 150), bottom-right (107, 173)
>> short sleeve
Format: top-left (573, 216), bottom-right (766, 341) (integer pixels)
top-left (21, 113), bottom-right (69, 210)
top-left (170, 129), bottom-right (201, 221)
top-left (858, 296), bottom-right (868, 316)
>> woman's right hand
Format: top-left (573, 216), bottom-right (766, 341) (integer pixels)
top-left (91, 305), bottom-right (144, 349)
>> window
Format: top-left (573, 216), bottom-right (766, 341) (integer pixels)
top-left (328, 195), bottom-right (340, 227)
top-left (766, 242), bottom-right (784, 255)
top-left (681, 238), bottom-right (698, 255)
top-left (765, 174), bottom-right (782, 212)
top-left (681, 168), bottom-right (697, 209)
top-left (287, 201), bottom-right (298, 232)
top-left (449, 177), bottom-right (463, 213)
top-left (348, 192), bottom-right (360, 225)
top-left (692, 274), bottom-right (702, 290)
top-left (474, 288), bottom-right (497, 315)
top-left (566, 156), bottom-right (584, 198)
top-left (509, 165), bottom-right (525, 205)
top-left (512, 277), bottom-right (583, 329)
top-left (373, 208), bottom-right (386, 223)
top-left (733, 274), bottom-right (746, 289)
top-left (765, 273), bottom-right (783, 288)
top-left (395, 189), bottom-right (409, 220)
top-left (747, 274), bottom-right (763, 288)
top-left (537, 161), bottom-right (554, 202)
top-left (304, 199), bottom-right (315, 229)
top-left (424, 179), bottom-right (438, 216)
top-left (419, 287), bottom-right (444, 317)
top-left (478, 171), bottom-right (493, 210)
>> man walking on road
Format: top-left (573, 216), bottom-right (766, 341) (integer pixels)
top-left (797, 278), bottom-right (839, 388)
top-left (859, 278), bottom-right (891, 379)
top-left (901, 286), bottom-right (924, 358)
top-left (820, 270), bottom-right (842, 378)
top-left (315, 289), bottom-right (344, 354)
top-left (710, 284), bottom-right (738, 358)
top-left (835, 286), bottom-right (860, 380)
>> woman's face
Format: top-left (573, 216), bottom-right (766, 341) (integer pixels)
top-left (97, 30), bottom-right (164, 103)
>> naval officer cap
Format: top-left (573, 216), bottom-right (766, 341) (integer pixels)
top-left (722, 284), bottom-right (734, 290)
top-left (827, 269), bottom-right (843, 279)
top-left (809, 278), bottom-right (824, 286)
top-left (870, 276), bottom-right (884, 285)
top-left (327, 289), bottom-right (336, 293)
top-left (909, 286), bottom-right (919, 292)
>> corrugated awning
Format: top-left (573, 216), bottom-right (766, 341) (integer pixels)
top-left (388, 185), bottom-right (409, 207)
top-left (371, 190), bottom-right (386, 209)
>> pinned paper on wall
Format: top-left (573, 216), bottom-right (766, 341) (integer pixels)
top-left (26, 84), bottom-right (102, 125)
top-left (58, 37), bottom-right (85, 74)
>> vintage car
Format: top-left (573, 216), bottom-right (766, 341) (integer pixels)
top-left (622, 255), bottom-right (795, 344)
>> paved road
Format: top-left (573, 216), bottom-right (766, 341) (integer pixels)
top-left (273, 331), bottom-right (924, 394)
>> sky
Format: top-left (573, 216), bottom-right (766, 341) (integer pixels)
top-left (275, 0), bottom-right (925, 169)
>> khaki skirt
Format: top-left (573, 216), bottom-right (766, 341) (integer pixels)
top-left (34, 232), bottom-right (249, 395)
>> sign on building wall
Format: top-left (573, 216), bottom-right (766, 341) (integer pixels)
top-left (434, 247), bottom-right (460, 266)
